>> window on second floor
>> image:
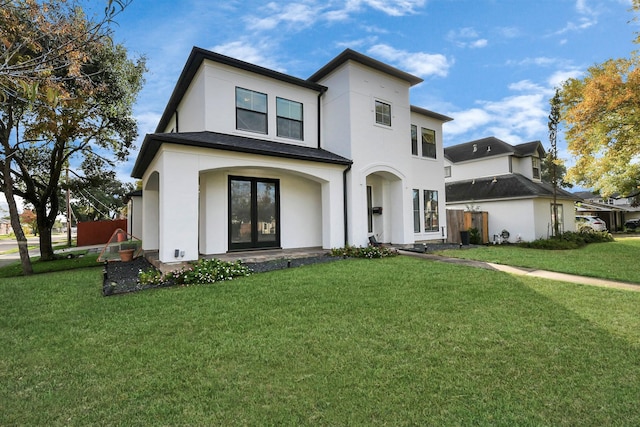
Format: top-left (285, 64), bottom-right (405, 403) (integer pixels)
top-left (532, 157), bottom-right (541, 179)
top-left (411, 125), bottom-right (418, 155)
top-left (276, 97), bottom-right (303, 140)
top-left (444, 166), bottom-right (451, 178)
top-left (375, 100), bottom-right (391, 126)
top-left (421, 127), bottom-right (436, 159)
top-left (236, 87), bottom-right (267, 134)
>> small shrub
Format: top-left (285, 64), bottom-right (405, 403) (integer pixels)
top-left (137, 258), bottom-right (251, 287)
top-left (518, 230), bottom-right (614, 250)
top-left (468, 227), bottom-right (482, 245)
top-left (331, 244), bottom-right (398, 258)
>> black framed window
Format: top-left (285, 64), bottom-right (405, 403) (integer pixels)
top-left (375, 100), bottom-right (391, 126)
top-left (413, 189), bottom-right (420, 233)
top-left (229, 176), bottom-right (280, 250)
top-left (367, 185), bottom-right (373, 233)
top-left (421, 128), bottom-right (436, 159)
top-left (276, 97), bottom-right (303, 140)
top-left (236, 87), bottom-right (267, 134)
top-left (411, 125), bottom-right (418, 155)
top-left (423, 190), bottom-right (439, 232)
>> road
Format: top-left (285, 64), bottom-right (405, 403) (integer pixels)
top-left (0, 234), bottom-right (70, 268)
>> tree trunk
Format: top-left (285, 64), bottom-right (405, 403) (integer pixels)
top-left (2, 158), bottom-right (33, 275)
top-left (36, 205), bottom-right (56, 261)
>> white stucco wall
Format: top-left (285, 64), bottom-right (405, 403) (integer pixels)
top-left (448, 197), bottom-right (577, 242)
top-left (142, 144), bottom-right (346, 262)
top-left (173, 60), bottom-right (320, 148)
top-left (127, 195), bottom-right (143, 240)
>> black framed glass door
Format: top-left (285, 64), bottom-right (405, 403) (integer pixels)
top-left (229, 176), bottom-right (280, 250)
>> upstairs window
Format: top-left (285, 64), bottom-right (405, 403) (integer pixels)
top-left (421, 128), bottom-right (436, 159)
top-left (236, 87), bottom-right (267, 134)
top-left (411, 125), bottom-right (418, 155)
top-left (532, 157), bottom-right (541, 179)
top-left (444, 166), bottom-right (451, 178)
top-left (375, 100), bottom-right (391, 126)
top-left (276, 97), bottom-right (303, 140)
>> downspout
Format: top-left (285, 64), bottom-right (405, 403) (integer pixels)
top-left (317, 90), bottom-right (324, 149)
top-left (343, 164), bottom-right (352, 247)
top-left (175, 110), bottom-right (179, 133)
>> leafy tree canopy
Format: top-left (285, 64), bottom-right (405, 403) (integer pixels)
top-left (558, 0), bottom-right (640, 197)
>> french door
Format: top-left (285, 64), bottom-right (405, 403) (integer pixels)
top-left (229, 176), bottom-right (280, 251)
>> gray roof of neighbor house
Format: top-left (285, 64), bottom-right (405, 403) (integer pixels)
top-left (444, 137), bottom-right (545, 163)
top-left (445, 173), bottom-right (580, 203)
top-left (131, 131), bottom-right (352, 179)
top-left (308, 48), bottom-right (424, 86)
top-left (155, 47), bottom-right (328, 134)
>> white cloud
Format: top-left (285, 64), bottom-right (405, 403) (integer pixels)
top-left (548, 69), bottom-right (583, 88)
top-left (367, 44), bottom-right (452, 78)
top-left (348, 0), bottom-right (426, 16)
top-left (210, 40), bottom-right (286, 72)
top-left (447, 27), bottom-right (489, 49)
top-left (244, 2), bottom-right (322, 31)
top-left (443, 108), bottom-right (492, 136)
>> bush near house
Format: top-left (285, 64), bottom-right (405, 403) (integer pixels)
top-left (518, 230), bottom-right (613, 250)
top-left (330, 244), bottom-right (398, 258)
top-left (138, 258), bottom-right (251, 287)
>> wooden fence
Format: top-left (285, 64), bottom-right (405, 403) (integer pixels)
top-left (446, 210), bottom-right (489, 244)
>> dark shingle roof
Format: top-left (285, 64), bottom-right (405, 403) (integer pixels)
top-left (445, 137), bottom-right (545, 163)
top-left (308, 48), bottom-right (424, 86)
top-left (131, 131), bottom-right (352, 179)
top-left (445, 173), bottom-right (580, 203)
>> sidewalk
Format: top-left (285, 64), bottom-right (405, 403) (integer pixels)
top-left (398, 250), bottom-right (640, 292)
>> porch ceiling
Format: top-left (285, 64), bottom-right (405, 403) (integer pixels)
top-left (131, 131), bottom-right (352, 178)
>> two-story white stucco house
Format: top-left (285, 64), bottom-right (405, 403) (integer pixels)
top-left (131, 47), bottom-right (452, 263)
top-left (444, 137), bottom-right (579, 242)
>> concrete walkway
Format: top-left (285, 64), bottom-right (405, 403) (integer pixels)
top-left (398, 250), bottom-right (640, 292)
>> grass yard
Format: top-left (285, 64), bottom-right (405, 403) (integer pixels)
top-left (437, 237), bottom-right (640, 284)
top-left (1, 256), bottom-right (639, 426)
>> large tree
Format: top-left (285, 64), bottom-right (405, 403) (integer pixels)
top-left (65, 169), bottom-right (135, 222)
top-left (0, 0), bottom-right (145, 269)
top-left (558, 0), bottom-right (640, 197)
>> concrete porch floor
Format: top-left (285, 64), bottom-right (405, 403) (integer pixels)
top-left (144, 247), bottom-right (330, 274)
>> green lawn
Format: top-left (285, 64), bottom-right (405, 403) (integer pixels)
top-left (437, 237), bottom-right (640, 283)
top-left (1, 256), bottom-right (639, 425)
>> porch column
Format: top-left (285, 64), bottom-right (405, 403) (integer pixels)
top-left (158, 152), bottom-right (199, 263)
top-left (321, 175), bottom-right (345, 249)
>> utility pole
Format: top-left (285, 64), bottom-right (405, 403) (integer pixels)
top-left (66, 167), bottom-right (72, 247)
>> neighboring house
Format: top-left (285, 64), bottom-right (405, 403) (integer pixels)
top-left (0, 219), bottom-right (11, 235)
top-left (131, 47), bottom-right (452, 263)
top-left (444, 137), bottom-right (579, 242)
top-left (573, 191), bottom-right (640, 231)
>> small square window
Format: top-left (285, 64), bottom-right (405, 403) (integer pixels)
top-left (375, 100), bottom-right (391, 126)
top-left (236, 87), bottom-right (267, 134)
top-left (444, 166), bottom-right (451, 178)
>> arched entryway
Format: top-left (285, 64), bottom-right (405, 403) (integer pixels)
top-left (364, 169), bottom-right (405, 244)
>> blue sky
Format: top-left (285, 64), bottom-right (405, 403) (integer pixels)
top-left (99, 0), bottom-right (638, 184)
top-left (3, 0), bottom-right (638, 214)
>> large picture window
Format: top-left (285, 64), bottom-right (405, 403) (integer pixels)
top-left (276, 97), bottom-right (303, 140)
top-left (375, 100), bottom-right (391, 126)
top-left (423, 190), bottom-right (439, 232)
top-left (236, 87), bottom-right (267, 134)
top-left (421, 128), bottom-right (436, 159)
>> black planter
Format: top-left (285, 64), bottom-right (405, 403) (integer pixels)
top-left (460, 231), bottom-right (470, 245)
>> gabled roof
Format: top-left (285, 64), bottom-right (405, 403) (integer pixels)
top-left (444, 137), bottom-right (545, 163)
top-left (308, 48), bottom-right (424, 86)
top-left (445, 173), bottom-right (580, 203)
top-left (155, 47), bottom-right (328, 134)
top-left (131, 132), bottom-right (352, 179)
